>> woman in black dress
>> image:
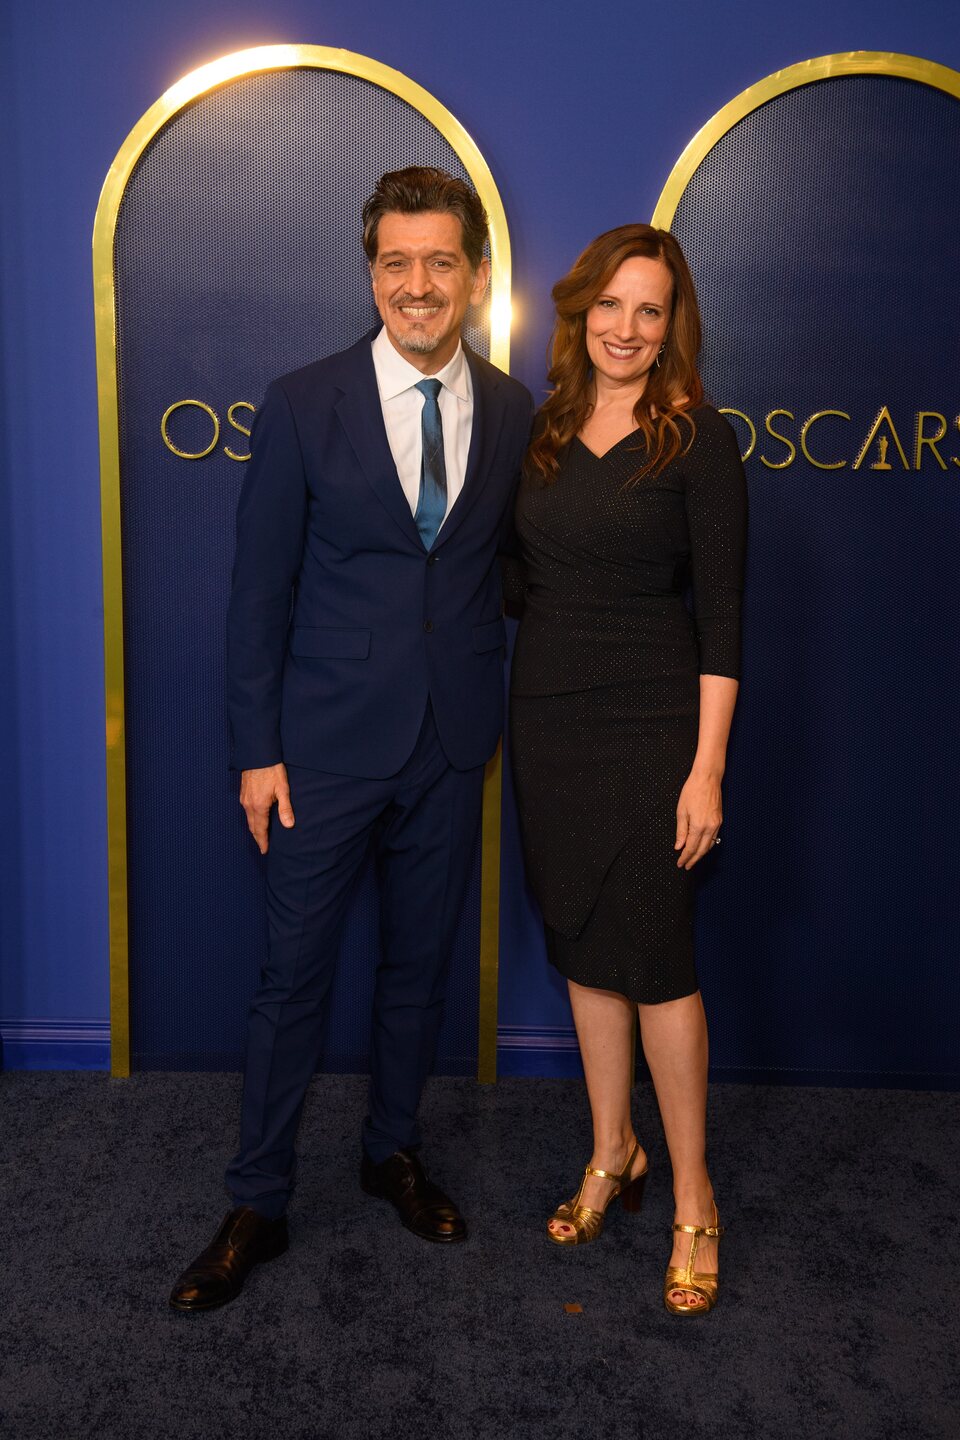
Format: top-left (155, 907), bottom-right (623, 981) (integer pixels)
top-left (510, 225), bottom-right (746, 1313)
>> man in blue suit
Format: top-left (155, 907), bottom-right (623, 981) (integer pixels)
top-left (170, 167), bottom-right (531, 1311)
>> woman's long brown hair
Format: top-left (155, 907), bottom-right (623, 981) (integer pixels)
top-left (526, 224), bottom-right (703, 485)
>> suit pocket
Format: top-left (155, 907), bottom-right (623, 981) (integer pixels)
top-left (289, 626), bottom-right (371, 659)
top-left (472, 618), bottom-right (506, 653)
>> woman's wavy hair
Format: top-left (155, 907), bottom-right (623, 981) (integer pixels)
top-left (526, 224), bottom-right (703, 486)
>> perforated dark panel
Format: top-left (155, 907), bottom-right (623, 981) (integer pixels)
top-left (672, 75), bottom-right (960, 1083)
top-left (115, 67), bottom-right (491, 1071)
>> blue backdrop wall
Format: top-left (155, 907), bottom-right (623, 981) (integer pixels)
top-left (1, 0), bottom-right (959, 1073)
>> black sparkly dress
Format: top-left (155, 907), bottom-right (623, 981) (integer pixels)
top-left (509, 405), bottom-right (747, 1003)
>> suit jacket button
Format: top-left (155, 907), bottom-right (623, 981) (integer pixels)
top-left (423, 620), bottom-right (434, 633)
top-left (427, 554), bottom-right (438, 566)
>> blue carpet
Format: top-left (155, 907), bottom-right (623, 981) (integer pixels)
top-left (0, 1073), bottom-right (957, 1439)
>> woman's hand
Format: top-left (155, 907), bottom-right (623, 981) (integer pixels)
top-left (675, 674), bottom-right (739, 869)
top-left (674, 768), bottom-right (723, 870)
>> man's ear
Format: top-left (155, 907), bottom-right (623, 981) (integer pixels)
top-left (470, 257), bottom-right (491, 305)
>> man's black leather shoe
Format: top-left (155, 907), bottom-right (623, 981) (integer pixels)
top-left (360, 1148), bottom-right (467, 1243)
top-left (168, 1206), bottom-right (289, 1312)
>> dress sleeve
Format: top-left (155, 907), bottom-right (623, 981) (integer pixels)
top-left (683, 407), bottom-right (748, 679)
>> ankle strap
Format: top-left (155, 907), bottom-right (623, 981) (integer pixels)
top-left (585, 1139), bottom-right (641, 1186)
top-left (673, 1222), bottom-right (724, 1238)
top-left (585, 1165), bottom-right (619, 1182)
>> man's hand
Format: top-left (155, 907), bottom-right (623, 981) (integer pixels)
top-left (239, 764), bottom-right (295, 855)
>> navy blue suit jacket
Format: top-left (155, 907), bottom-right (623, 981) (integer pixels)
top-left (226, 332), bottom-right (532, 778)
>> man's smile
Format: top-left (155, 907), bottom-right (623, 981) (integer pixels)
top-left (394, 298), bottom-right (448, 319)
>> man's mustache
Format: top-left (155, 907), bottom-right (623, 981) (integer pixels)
top-left (391, 293), bottom-right (449, 309)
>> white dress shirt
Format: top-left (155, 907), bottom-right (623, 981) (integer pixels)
top-left (371, 325), bottom-right (474, 531)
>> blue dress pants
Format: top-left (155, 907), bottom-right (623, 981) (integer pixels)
top-left (225, 705), bottom-right (485, 1218)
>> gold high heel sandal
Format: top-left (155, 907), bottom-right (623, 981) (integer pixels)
top-left (663, 1209), bottom-right (724, 1314)
top-left (547, 1139), bottom-right (647, 1246)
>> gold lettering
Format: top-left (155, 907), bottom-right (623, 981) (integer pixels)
top-left (914, 411), bottom-right (948, 470)
top-left (952, 415), bottom-right (960, 468)
top-left (224, 401), bottom-right (256, 462)
top-left (759, 410), bottom-right (796, 469)
top-left (161, 400), bottom-right (220, 460)
top-left (719, 408), bottom-right (756, 462)
top-left (853, 407), bottom-right (910, 471)
top-left (800, 410), bottom-right (850, 470)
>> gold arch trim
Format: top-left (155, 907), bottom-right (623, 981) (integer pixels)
top-left (652, 51), bottom-right (960, 229)
top-left (93, 44), bottom-right (513, 1079)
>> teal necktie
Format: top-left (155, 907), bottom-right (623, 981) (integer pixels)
top-left (414, 378), bottom-right (447, 550)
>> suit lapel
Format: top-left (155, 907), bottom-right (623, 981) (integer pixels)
top-left (333, 335), bottom-right (424, 549)
top-left (434, 344), bottom-right (507, 550)
top-left (333, 333), bottom-right (508, 552)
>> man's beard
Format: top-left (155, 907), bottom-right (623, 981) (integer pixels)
top-left (392, 295), bottom-right (449, 354)
top-left (396, 330), bottom-right (442, 355)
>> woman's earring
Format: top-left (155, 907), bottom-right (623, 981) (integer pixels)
top-left (655, 343), bottom-right (666, 369)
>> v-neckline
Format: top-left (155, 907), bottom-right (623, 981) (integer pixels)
top-left (574, 429), bottom-right (641, 462)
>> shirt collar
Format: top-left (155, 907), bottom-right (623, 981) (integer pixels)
top-left (372, 325), bottom-right (470, 402)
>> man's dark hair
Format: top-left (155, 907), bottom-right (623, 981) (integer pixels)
top-left (362, 166), bottom-right (489, 271)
